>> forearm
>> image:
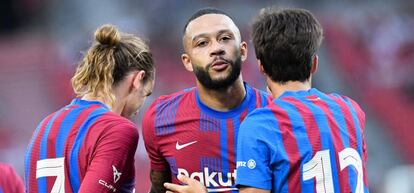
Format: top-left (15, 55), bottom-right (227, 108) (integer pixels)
top-left (149, 170), bottom-right (171, 193)
top-left (149, 183), bottom-right (168, 193)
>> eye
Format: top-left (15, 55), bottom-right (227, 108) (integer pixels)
top-left (219, 35), bottom-right (232, 42)
top-left (196, 40), bottom-right (208, 47)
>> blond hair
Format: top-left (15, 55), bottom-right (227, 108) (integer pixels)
top-left (71, 24), bottom-right (154, 106)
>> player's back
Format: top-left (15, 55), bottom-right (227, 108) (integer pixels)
top-left (274, 88), bottom-right (368, 193)
top-left (0, 163), bottom-right (24, 193)
top-left (236, 88), bottom-right (368, 193)
top-left (25, 99), bottom-right (138, 193)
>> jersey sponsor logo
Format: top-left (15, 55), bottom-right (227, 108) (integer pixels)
top-left (178, 167), bottom-right (237, 192)
top-left (236, 161), bottom-right (246, 168)
top-left (237, 160), bottom-right (256, 169)
top-left (112, 165), bottom-right (122, 183)
top-left (175, 141), bottom-right (198, 150)
top-left (98, 179), bottom-right (116, 192)
top-left (98, 165), bottom-right (121, 192)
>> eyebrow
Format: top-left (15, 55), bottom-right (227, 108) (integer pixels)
top-left (191, 29), bottom-right (233, 42)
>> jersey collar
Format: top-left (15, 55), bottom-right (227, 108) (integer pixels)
top-left (277, 88), bottom-right (321, 99)
top-left (69, 98), bottom-right (110, 110)
top-left (195, 82), bottom-right (252, 119)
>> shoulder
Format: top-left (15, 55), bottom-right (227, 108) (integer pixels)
top-left (238, 106), bottom-right (282, 148)
top-left (93, 112), bottom-right (139, 141)
top-left (329, 93), bottom-right (365, 115)
top-left (96, 112), bottom-right (136, 127)
top-left (240, 106), bottom-right (277, 132)
top-left (157, 87), bottom-right (195, 101)
top-left (244, 106), bottom-right (274, 121)
top-left (144, 88), bottom-right (195, 118)
top-left (242, 100), bottom-right (294, 130)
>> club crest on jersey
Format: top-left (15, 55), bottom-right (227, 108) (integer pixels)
top-left (112, 165), bottom-right (122, 183)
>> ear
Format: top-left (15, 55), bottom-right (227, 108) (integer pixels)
top-left (131, 70), bottom-right (146, 91)
top-left (181, 53), bottom-right (193, 72)
top-left (257, 59), bottom-right (266, 75)
top-left (310, 55), bottom-right (318, 74)
top-left (240, 41), bottom-right (248, 62)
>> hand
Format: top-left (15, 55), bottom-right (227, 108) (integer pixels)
top-left (163, 175), bottom-right (207, 193)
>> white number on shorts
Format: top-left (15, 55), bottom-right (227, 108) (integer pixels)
top-left (303, 148), bottom-right (364, 193)
top-left (36, 157), bottom-right (65, 193)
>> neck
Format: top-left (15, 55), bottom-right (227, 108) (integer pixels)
top-left (81, 94), bottom-right (124, 115)
top-left (267, 76), bottom-right (312, 98)
top-left (197, 77), bottom-right (246, 112)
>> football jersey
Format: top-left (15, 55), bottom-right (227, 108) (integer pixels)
top-left (0, 163), bottom-right (24, 193)
top-left (25, 99), bottom-right (138, 193)
top-left (143, 83), bottom-right (271, 193)
top-left (236, 88), bottom-right (369, 193)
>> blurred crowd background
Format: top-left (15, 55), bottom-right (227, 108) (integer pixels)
top-left (1, 0), bottom-right (414, 192)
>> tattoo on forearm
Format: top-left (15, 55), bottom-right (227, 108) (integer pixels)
top-left (149, 170), bottom-right (171, 193)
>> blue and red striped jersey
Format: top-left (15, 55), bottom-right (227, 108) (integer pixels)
top-left (0, 163), bottom-right (24, 193)
top-left (236, 88), bottom-right (369, 193)
top-left (25, 99), bottom-right (138, 193)
top-left (142, 83), bottom-right (271, 193)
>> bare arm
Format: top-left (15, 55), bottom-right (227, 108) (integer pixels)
top-left (149, 169), bottom-right (171, 193)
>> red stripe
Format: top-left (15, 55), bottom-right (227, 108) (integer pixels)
top-left (269, 102), bottom-right (301, 193)
top-left (266, 95), bottom-right (273, 105)
top-left (239, 109), bottom-right (248, 122)
top-left (281, 97), bottom-right (322, 156)
top-left (28, 113), bottom-right (55, 193)
top-left (311, 99), bottom-right (351, 193)
top-left (254, 89), bottom-right (261, 108)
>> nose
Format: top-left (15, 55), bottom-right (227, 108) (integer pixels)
top-left (209, 41), bottom-right (225, 57)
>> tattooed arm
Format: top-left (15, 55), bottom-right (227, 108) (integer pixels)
top-left (149, 169), bottom-right (171, 193)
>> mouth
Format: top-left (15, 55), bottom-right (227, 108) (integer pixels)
top-left (211, 59), bottom-right (229, 71)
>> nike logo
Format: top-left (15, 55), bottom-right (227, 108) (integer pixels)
top-left (176, 141), bottom-right (198, 150)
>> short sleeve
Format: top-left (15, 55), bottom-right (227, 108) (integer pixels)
top-left (142, 100), bottom-right (169, 171)
top-left (78, 120), bottom-right (138, 193)
top-left (236, 109), bottom-right (274, 190)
